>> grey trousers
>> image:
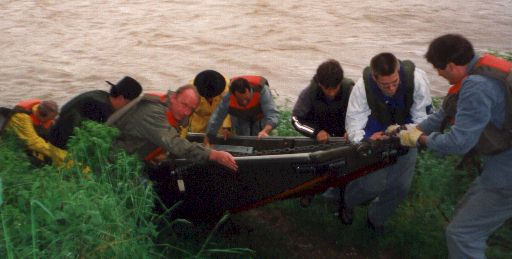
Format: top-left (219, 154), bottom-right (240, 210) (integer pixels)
top-left (446, 177), bottom-right (512, 259)
top-left (344, 148), bottom-right (417, 226)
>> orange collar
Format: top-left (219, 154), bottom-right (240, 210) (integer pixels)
top-left (30, 105), bottom-right (53, 129)
top-left (447, 77), bottom-right (467, 95)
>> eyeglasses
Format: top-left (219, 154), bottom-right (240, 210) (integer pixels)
top-left (178, 101), bottom-right (196, 112)
top-left (178, 100), bottom-right (196, 113)
top-left (376, 77), bottom-right (400, 89)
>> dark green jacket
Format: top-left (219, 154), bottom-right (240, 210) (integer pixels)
top-left (49, 90), bottom-right (114, 148)
top-left (111, 95), bottom-right (210, 162)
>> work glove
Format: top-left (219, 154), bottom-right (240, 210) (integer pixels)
top-left (49, 145), bottom-right (68, 166)
top-left (385, 124), bottom-right (401, 135)
top-left (399, 127), bottom-right (424, 147)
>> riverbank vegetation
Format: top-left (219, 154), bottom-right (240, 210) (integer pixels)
top-left (2, 115), bottom-right (511, 258)
top-left (1, 51), bottom-right (511, 258)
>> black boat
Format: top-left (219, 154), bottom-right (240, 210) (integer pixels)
top-left (164, 133), bottom-right (408, 220)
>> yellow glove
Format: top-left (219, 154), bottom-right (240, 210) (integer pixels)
top-left (49, 145), bottom-right (68, 166)
top-left (385, 124), bottom-right (401, 135)
top-left (399, 127), bottom-right (424, 147)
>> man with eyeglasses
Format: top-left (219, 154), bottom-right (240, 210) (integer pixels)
top-left (111, 84), bottom-right (238, 171)
top-left (341, 52), bottom-right (432, 234)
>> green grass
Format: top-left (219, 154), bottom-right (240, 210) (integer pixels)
top-left (1, 51), bottom-right (511, 257)
top-left (0, 122), bottom-right (254, 258)
top-left (0, 122), bottom-right (159, 258)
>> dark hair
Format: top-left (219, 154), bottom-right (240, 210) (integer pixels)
top-left (370, 53), bottom-right (399, 78)
top-left (314, 59), bottom-right (344, 88)
top-left (229, 78), bottom-right (251, 94)
top-left (38, 100), bottom-right (58, 118)
top-left (425, 34), bottom-right (475, 69)
top-left (108, 76), bottom-right (143, 100)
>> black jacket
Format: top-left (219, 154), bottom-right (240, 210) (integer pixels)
top-left (291, 78), bottom-right (354, 138)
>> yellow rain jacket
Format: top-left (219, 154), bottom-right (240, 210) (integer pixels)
top-left (7, 104), bottom-right (68, 166)
top-left (182, 78), bottom-right (231, 137)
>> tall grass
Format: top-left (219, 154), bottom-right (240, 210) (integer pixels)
top-left (0, 121), bottom-right (255, 258)
top-left (0, 122), bottom-right (158, 258)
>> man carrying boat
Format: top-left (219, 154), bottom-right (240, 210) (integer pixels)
top-left (291, 59), bottom-right (354, 205)
top-left (109, 84), bottom-right (238, 209)
top-left (5, 99), bottom-right (67, 166)
top-left (203, 76), bottom-right (279, 146)
top-left (343, 52), bottom-right (432, 233)
top-left (291, 59), bottom-right (354, 143)
top-left (48, 76), bottom-right (142, 149)
top-left (400, 34), bottom-right (512, 258)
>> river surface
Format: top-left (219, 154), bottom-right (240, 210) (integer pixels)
top-left (1, 0), bottom-right (511, 107)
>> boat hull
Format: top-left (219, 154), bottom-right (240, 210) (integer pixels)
top-left (162, 134), bottom-right (407, 220)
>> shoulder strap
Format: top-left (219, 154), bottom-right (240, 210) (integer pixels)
top-left (469, 55), bottom-right (512, 131)
top-left (400, 60), bottom-right (416, 111)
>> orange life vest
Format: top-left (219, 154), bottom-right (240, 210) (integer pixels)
top-left (14, 99), bottom-right (54, 129)
top-left (441, 54), bottom-right (512, 155)
top-left (13, 99), bottom-right (54, 140)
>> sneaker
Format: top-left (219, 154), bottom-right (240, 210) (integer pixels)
top-left (366, 218), bottom-right (384, 235)
top-left (338, 205), bottom-right (354, 225)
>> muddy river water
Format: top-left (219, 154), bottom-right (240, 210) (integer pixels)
top-left (1, 0), bottom-right (511, 107)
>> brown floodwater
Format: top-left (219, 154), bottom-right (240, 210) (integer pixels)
top-left (1, 0), bottom-right (511, 107)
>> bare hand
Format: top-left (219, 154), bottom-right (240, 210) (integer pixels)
top-left (257, 124), bottom-right (273, 139)
top-left (209, 150), bottom-right (238, 172)
top-left (369, 131), bottom-right (389, 141)
top-left (222, 128), bottom-right (231, 140)
top-left (203, 135), bottom-right (212, 148)
top-left (257, 130), bottom-right (269, 139)
top-left (316, 130), bottom-right (330, 143)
